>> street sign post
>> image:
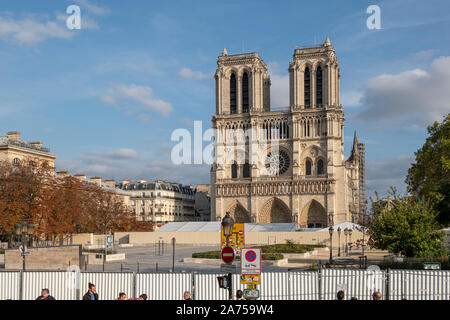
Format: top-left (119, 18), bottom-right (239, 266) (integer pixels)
top-left (105, 235), bottom-right (113, 250)
top-left (221, 223), bottom-right (245, 253)
top-left (221, 246), bottom-right (235, 264)
top-left (243, 288), bottom-right (260, 299)
top-left (241, 248), bottom-right (261, 275)
top-left (240, 274), bottom-right (261, 285)
top-left (220, 263), bottom-right (237, 273)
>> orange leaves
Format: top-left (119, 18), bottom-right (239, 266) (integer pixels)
top-left (0, 160), bottom-right (147, 242)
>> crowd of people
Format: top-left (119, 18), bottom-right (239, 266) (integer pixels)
top-left (36, 283), bottom-right (386, 300)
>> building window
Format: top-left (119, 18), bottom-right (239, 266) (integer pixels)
top-left (304, 67), bottom-right (311, 108)
top-left (242, 72), bottom-right (249, 113)
top-left (231, 162), bottom-right (238, 179)
top-left (316, 66), bottom-right (323, 107)
top-left (306, 160), bottom-right (312, 176)
top-left (243, 162), bottom-right (250, 178)
top-left (230, 73), bottom-right (237, 114)
top-left (317, 159), bottom-right (324, 175)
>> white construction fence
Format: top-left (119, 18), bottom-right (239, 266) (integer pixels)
top-left (0, 269), bottom-right (449, 300)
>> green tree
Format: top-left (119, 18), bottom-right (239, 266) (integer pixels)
top-left (368, 188), bottom-right (446, 258)
top-left (406, 113), bottom-right (450, 226)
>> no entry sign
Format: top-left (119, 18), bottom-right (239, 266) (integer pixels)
top-left (241, 248), bottom-right (261, 275)
top-left (221, 246), bottom-right (235, 264)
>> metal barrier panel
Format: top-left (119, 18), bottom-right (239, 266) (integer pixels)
top-left (22, 271), bottom-right (76, 300)
top-left (289, 271), bottom-right (319, 300)
top-left (136, 273), bottom-right (191, 300)
top-left (0, 271), bottom-right (20, 300)
top-left (80, 272), bottom-right (134, 300)
top-left (321, 269), bottom-right (386, 300)
top-left (389, 270), bottom-right (450, 300)
top-left (259, 272), bottom-right (289, 300)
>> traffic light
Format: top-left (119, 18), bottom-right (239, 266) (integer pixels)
top-left (217, 275), bottom-right (231, 289)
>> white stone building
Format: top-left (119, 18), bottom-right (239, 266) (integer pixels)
top-left (210, 37), bottom-right (366, 227)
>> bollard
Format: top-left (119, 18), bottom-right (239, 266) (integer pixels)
top-left (137, 261), bottom-right (140, 273)
top-left (156, 262), bottom-right (158, 273)
top-left (121, 264), bottom-right (123, 273)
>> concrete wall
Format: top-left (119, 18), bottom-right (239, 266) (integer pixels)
top-left (5, 245), bottom-right (82, 270)
top-left (112, 230), bottom-right (364, 247)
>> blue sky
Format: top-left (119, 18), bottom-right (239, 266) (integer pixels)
top-left (0, 0), bottom-right (449, 198)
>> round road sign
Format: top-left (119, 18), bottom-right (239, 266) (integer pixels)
top-left (221, 246), bottom-right (235, 263)
top-left (245, 250), bottom-right (257, 262)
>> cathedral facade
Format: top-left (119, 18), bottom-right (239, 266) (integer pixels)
top-left (210, 37), bottom-right (365, 227)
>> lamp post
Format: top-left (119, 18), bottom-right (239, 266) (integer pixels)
top-left (14, 221), bottom-right (35, 271)
top-left (221, 212), bottom-right (234, 300)
top-left (328, 226), bottom-right (334, 264)
top-left (337, 227), bottom-right (341, 257)
top-left (344, 228), bottom-right (349, 256)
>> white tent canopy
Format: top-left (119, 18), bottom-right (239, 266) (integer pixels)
top-left (156, 222), bottom-right (299, 232)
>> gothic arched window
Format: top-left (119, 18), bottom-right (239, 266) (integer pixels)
top-left (304, 67), bottom-right (311, 108)
top-left (317, 159), bottom-right (324, 175)
top-left (243, 162), bottom-right (250, 178)
top-left (230, 73), bottom-right (237, 114)
top-left (306, 160), bottom-right (312, 176)
top-left (242, 72), bottom-right (249, 113)
top-left (316, 66), bottom-right (323, 107)
top-left (231, 162), bottom-right (238, 179)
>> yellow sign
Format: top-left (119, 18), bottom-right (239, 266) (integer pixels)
top-left (240, 274), bottom-right (261, 285)
top-left (246, 284), bottom-right (256, 289)
top-left (221, 223), bottom-right (245, 254)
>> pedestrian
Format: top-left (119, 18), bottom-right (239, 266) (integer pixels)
top-left (36, 288), bottom-right (55, 300)
top-left (184, 291), bottom-right (192, 300)
top-left (236, 290), bottom-right (244, 300)
top-left (82, 282), bottom-right (98, 300)
top-left (350, 297), bottom-right (358, 300)
top-left (117, 292), bottom-right (127, 300)
top-left (337, 290), bottom-right (345, 300)
top-left (372, 291), bottom-right (382, 300)
top-left (138, 294), bottom-right (147, 300)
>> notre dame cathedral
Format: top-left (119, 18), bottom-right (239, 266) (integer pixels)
top-left (210, 36), bottom-right (366, 228)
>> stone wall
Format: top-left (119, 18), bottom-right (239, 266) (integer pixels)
top-left (5, 245), bottom-right (82, 270)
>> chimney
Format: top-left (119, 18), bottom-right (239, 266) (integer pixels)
top-left (104, 179), bottom-right (116, 189)
top-left (7, 131), bottom-right (20, 141)
top-left (56, 171), bottom-right (70, 179)
top-left (122, 179), bottom-right (131, 185)
top-left (90, 176), bottom-right (102, 187)
top-left (74, 174), bottom-right (87, 182)
top-left (140, 179), bottom-right (147, 183)
top-left (29, 141), bottom-right (43, 149)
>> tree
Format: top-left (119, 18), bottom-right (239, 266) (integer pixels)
top-left (406, 113), bottom-right (450, 226)
top-left (368, 188), bottom-right (446, 258)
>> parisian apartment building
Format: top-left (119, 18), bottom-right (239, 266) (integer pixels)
top-left (116, 179), bottom-right (203, 227)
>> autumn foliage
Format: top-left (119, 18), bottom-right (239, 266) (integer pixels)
top-left (0, 159), bottom-right (152, 244)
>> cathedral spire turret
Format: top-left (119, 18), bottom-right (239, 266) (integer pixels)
top-left (222, 47), bottom-right (228, 56)
top-left (324, 35), bottom-right (331, 46)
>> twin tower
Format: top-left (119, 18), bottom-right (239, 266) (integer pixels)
top-left (210, 37), bottom-right (365, 228)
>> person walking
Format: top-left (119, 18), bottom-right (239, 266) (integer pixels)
top-left (36, 289), bottom-right (55, 300)
top-left (83, 283), bottom-right (98, 300)
top-left (236, 290), bottom-right (244, 300)
top-left (117, 292), bottom-right (127, 300)
top-left (337, 290), bottom-right (345, 300)
top-left (138, 294), bottom-right (148, 300)
top-left (372, 291), bottom-right (382, 300)
top-left (184, 291), bottom-right (192, 300)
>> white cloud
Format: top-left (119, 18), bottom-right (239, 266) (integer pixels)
top-left (0, 14), bottom-right (74, 44)
top-left (101, 84), bottom-right (173, 117)
top-left (356, 56), bottom-right (450, 126)
top-left (409, 49), bottom-right (438, 61)
top-left (74, 0), bottom-right (111, 16)
top-left (179, 68), bottom-right (209, 80)
top-left (365, 155), bottom-right (413, 198)
top-left (341, 91), bottom-right (363, 107)
top-left (137, 113), bottom-right (152, 123)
